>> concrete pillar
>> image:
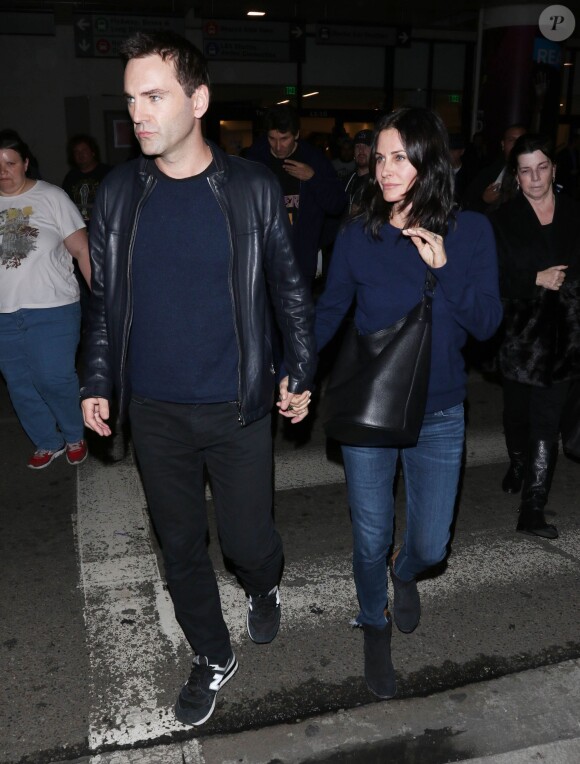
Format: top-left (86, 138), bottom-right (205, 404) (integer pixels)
top-left (478, 4), bottom-right (563, 146)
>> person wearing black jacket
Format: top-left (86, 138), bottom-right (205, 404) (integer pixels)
top-left (246, 105), bottom-right (346, 286)
top-left (489, 134), bottom-right (580, 539)
top-left (344, 128), bottom-right (373, 213)
top-left (464, 124), bottom-right (527, 212)
top-left (81, 31), bottom-right (316, 728)
top-left (62, 134), bottom-right (111, 226)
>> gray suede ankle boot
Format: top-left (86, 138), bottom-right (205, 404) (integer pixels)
top-left (362, 618), bottom-right (396, 699)
top-left (390, 566), bottom-right (421, 633)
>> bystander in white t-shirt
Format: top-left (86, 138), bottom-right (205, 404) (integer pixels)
top-left (0, 180), bottom-right (85, 313)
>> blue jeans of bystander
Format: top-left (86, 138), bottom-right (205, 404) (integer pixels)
top-left (342, 403), bottom-right (465, 629)
top-left (0, 303), bottom-right (84, 450)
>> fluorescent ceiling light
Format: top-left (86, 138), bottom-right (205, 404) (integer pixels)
top-left (277, 99), bottom-right (290, 104)
top-left (247, 11), bottom-right (266, 16)
top-left (303, 91), bottom-right (319, 98)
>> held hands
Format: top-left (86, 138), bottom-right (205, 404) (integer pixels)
top-left (82, 381), bottom-right (315, 432)
top-left (283, 160), bottom-right (315, 181)
top-left (402, 227), bottom-right (447, 269)
top-left (536, 265), bottom-right (568, 291)
top-left (81, 397), bottom-right (112, 437)
top-left (277, 376), bottom-right (312, 423)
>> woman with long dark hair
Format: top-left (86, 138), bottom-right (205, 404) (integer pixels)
top-left (313, 108), bottom-right (502, 698)
top-left (490, 134), bottom-right (580, 539)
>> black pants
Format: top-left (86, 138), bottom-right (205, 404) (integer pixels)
top-left (502, 378), bottom-right (571, 444)
top-left (129, 398), bottom-right (283, 664)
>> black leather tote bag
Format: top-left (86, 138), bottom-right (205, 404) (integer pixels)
top-left (322, 273), bottom-right (435, 447)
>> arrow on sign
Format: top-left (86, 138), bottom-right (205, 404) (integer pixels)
top-left (290, 25), bottom-right (304, 38)
top-left (396, 26), bottom-right (412, 46)
top-left (77, 18), bottom-right (90, 31)
top-left (78, 39), bottom-right (91, 52)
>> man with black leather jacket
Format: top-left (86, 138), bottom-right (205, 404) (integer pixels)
top-left (81, 31), bottom-right (316, 728)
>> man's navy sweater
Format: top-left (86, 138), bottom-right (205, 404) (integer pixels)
top-left (129, 165), bottom-right (238, 404)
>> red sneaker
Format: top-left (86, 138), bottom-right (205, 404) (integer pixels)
top-left (27, 446), bottom-right (66, 470)
top-left (66, 440), bottom-right (88, 465)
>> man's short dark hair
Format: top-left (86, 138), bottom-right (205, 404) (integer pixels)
top-left (119, 30), bottom-right (210, 98)
top-left (264, 105), bottom-right (300, 135)
top-left (67, 133), bottom-right (100, 165)
top-left (503, 124), bottom-right (527, 139)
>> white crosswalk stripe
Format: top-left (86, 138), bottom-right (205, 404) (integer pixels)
top-left (274, 429), bottom-right (507, 491)
top-left (76, 427), bottom-right (577, 749)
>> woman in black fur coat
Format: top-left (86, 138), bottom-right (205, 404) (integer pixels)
top-left (489, 134), bottom-right (580, 539)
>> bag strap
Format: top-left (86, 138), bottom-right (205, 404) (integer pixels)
top-left (424, 269), bottom-right (437, 296)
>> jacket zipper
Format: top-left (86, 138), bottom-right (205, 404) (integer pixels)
top-left (207, 172), bottom-right (244, 425)
top-left (119, 173), bottom-right (156, 408)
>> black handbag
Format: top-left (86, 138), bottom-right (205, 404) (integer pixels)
top-left (322, 272), bottom-right (435, 447)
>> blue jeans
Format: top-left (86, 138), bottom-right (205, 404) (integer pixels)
top-left (0, 304), bottom-right (84, 450)
top-left (342, 403), bottom-right (465, 628)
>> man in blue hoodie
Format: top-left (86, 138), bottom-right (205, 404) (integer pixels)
top-left (247, 105), bottom-right (346, 286)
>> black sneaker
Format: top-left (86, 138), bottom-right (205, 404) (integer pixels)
top-left (247, 585), bottom-right (281, 643)
top-left (174, 652), bottom-right (238, 726)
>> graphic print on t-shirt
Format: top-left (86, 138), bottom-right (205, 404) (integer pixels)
top-left (285, 194), bottom-right (300, 225)
top-left (267, 156), bottom-right (301, 227)
top-left (68, 178), bottom-right (101, 223)
top-left (0, 206), bottom-right (38, 269)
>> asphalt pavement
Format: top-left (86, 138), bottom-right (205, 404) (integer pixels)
top-left (1, 369), bottom-right (579, 764)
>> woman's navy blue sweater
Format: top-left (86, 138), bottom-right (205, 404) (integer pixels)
top-left (315, 211), bottom-right (503, 413)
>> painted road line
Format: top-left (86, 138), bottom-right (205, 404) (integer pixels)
top-left (90, 741), bottom-right (204, 763)
top-left (77, 457), bottom-right (184, 749)
top-left (76, 453), bottom-right (580, 749)
top-left (273, 429), bottom-right (507, 491)
top-left (77, 429), bottom-right (507, 749)
top-left (219, 529), bottom-right (580, 643)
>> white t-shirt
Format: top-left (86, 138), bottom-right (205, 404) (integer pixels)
top-left (0, 180), bottom-right (85, 313)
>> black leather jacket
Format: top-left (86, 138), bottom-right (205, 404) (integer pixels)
top-left (81, 142), bottom-right (316, 424)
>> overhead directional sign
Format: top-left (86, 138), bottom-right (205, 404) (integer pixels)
top-left (289, 21), bottom-right (306, 63)
top-left (204, 39), bottom-right (290, 62)
top-left (396, 26), bottom-right (413, 47)
top-left (203, 19), bottom-right (305, 62)
top-left (73, 14), bottom-right (183, 58)
top-left (203, 19), bottom-right (288, 41)
top-left (316, 24), bottom-right (397, 46)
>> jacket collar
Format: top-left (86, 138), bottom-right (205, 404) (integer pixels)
top-left (206, 140), bottom-right (227, 172)
top-left (135, 140), bottom-right (229, 184)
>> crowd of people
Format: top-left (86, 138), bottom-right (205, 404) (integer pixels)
top-left (1, 29), bottom-right (579, 728)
